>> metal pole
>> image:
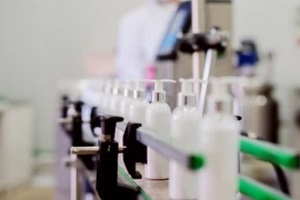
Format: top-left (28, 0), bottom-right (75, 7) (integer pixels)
top-left (71, 147), bottom-right (99, 155)
top-left (70, 154), bottom-right (79, 200)
top-left (192, 0), bottom-right (206, 101)
top-left (199, 49), bottom-right (216, 117)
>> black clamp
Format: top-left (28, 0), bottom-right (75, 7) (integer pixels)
top-left (62, 101), bottom-right (95, 170)
top-left (123, 122), bottom-right (147, 179)
top-left (90, 107), bottom-right (99, 137)
top-left (94, 116), bottom-right (140, 200)
top-left (71, 101), bottom-right (96, 170)
top-left (177, 27), bottom-right (228, 55)
top-left (59, 95), bottom-right (73, 136)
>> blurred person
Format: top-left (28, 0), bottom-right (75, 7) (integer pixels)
top-left (116, 0), bottom-right (180, 80)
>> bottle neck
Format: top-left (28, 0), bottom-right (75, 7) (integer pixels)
top-left (152, 91), bottom-right (166, 103)
top-left (178, 94), bottom-right (196, 107)
top-left (207, 96), bottom-right (233, 114)
top-left (124, 89), bottom-right (134, 98)
top-left (134, 90), bottom-right (145, 99)
top-left (113, 88), bottom-right (122, 96)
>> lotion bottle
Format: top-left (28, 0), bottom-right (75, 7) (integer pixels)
top-left (145, 79), bottom-right (175, 180)
top-left (128, 80), bottom-right (149, 124)
top-left (169, 79), bottom-right (202, 200)
top-left (100, 80), bottom-right (113, 113)
top-left (198, 77), bottom-right (239, 200)
top-left (119, 81), bottom-right (135, 120)
top-left (109, 80), bottom-right (123, 116)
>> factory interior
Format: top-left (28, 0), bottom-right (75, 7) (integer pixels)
top-left (1, 0), bottom-right (300, 199)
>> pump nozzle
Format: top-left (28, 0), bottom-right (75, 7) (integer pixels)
top-left (152, 79), bottom-right (176, 92)
top-left (133, 80), bottom-right (150, 99)
top-left (178, 79), bottom-right (206, 107)
top-left (151, 79), bottom-right (176, 103)
top-left (123, 81), bottom-right (134, 97)
top-left (112, 80), bottom-right (122, 95)
top-left (207, 76), bottom-right (247, 114)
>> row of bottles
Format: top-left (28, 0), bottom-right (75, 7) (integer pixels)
top-left (75, 77), bottom-right (241, 200)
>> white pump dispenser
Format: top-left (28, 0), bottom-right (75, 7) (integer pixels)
top-left (198, 77), bottom-right (240, 200)
top-left (145, 79), bottom-right (175, 180)
top-left (169, 79), bottom-right (203, 200)
top-left (119, 81), bottom-right (135, 119)
top-left (128, 80), bottom-right (149, 124)
top-left (109, 80), bottom-right (123, 116)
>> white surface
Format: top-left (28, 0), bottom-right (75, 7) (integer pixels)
top-left (0, 0), bottom-right (141, 152)
top-left (0, 103), bottom-right (34, 190)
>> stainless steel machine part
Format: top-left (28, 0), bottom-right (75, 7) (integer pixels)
top-left (155, 2), bottom-right (232, 110)
top-left (241, 82), bottom-right (279, 143)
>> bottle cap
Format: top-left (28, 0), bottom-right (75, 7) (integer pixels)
top-left (151, 79), bottom-right (176, 103)
top-left (208, 76), bottom-right (246, 114)
top-left (178, 79), bottom-right (206, 107)
top-left (123, 81), bottom-right (134, 98)
top-left (112, 80), bottom-right (122, 95)
top-left (133, 80), bottom-right (149, 99)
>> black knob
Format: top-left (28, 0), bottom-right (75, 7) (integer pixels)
top-left (90, 108), bottom-right (100, 137)
top-left (100, 116), bottom-right (124, 139)
top-left (61, 95), bottom-right (70, 118)
top-left (74, 101), bottom-right (84, 113)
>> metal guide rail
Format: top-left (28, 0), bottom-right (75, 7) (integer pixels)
top-left (116, 121), bottom-right (300, 170)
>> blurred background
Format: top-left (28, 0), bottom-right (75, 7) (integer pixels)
top-left (0, 0), bottom-right (300, 199)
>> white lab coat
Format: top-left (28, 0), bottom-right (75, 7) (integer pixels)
top-left (116, 0), bottom-right (177, 80)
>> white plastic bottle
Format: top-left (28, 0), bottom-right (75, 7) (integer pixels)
top-left (128, 80), bottom-right (149, 124)
top-left (169, 79), bottom-right (201, 200)
top-left (94, 79), bottom-right (105, 109)
top-left (145, 79), bottom-right (175, 180)
top-left (100, 80), bottom-right (113, 113)
top-left (109, 80), bottom-right (123, 116)
top-left (119, 81), bottom-right (135, 120)
top-left (197, 77), bottom-right (239, 200)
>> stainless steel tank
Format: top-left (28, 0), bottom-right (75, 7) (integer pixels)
top-left (241, 82), bottom-right (279, 143)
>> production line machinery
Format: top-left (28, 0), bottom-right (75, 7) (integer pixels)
top-left (57, 97), bottom-right (300, 200)
top-left (56, 23), bottom-right (299, 199)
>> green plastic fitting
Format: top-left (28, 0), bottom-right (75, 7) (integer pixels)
top-left (239, 175), bottom-right (291, 200)
top-left (240, 136), bottom-right (300, 169)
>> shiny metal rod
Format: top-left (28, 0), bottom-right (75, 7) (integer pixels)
top-left (58, 118), bottom-right (91, 124)
top-left (58, 118), bottom-right (72, 124)
top-left (71, 147), bottom-right (100, 155)
top-left (198, 49), bottom-right (216, 117)
top-left (71, 146), bottom-right (127, 155)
